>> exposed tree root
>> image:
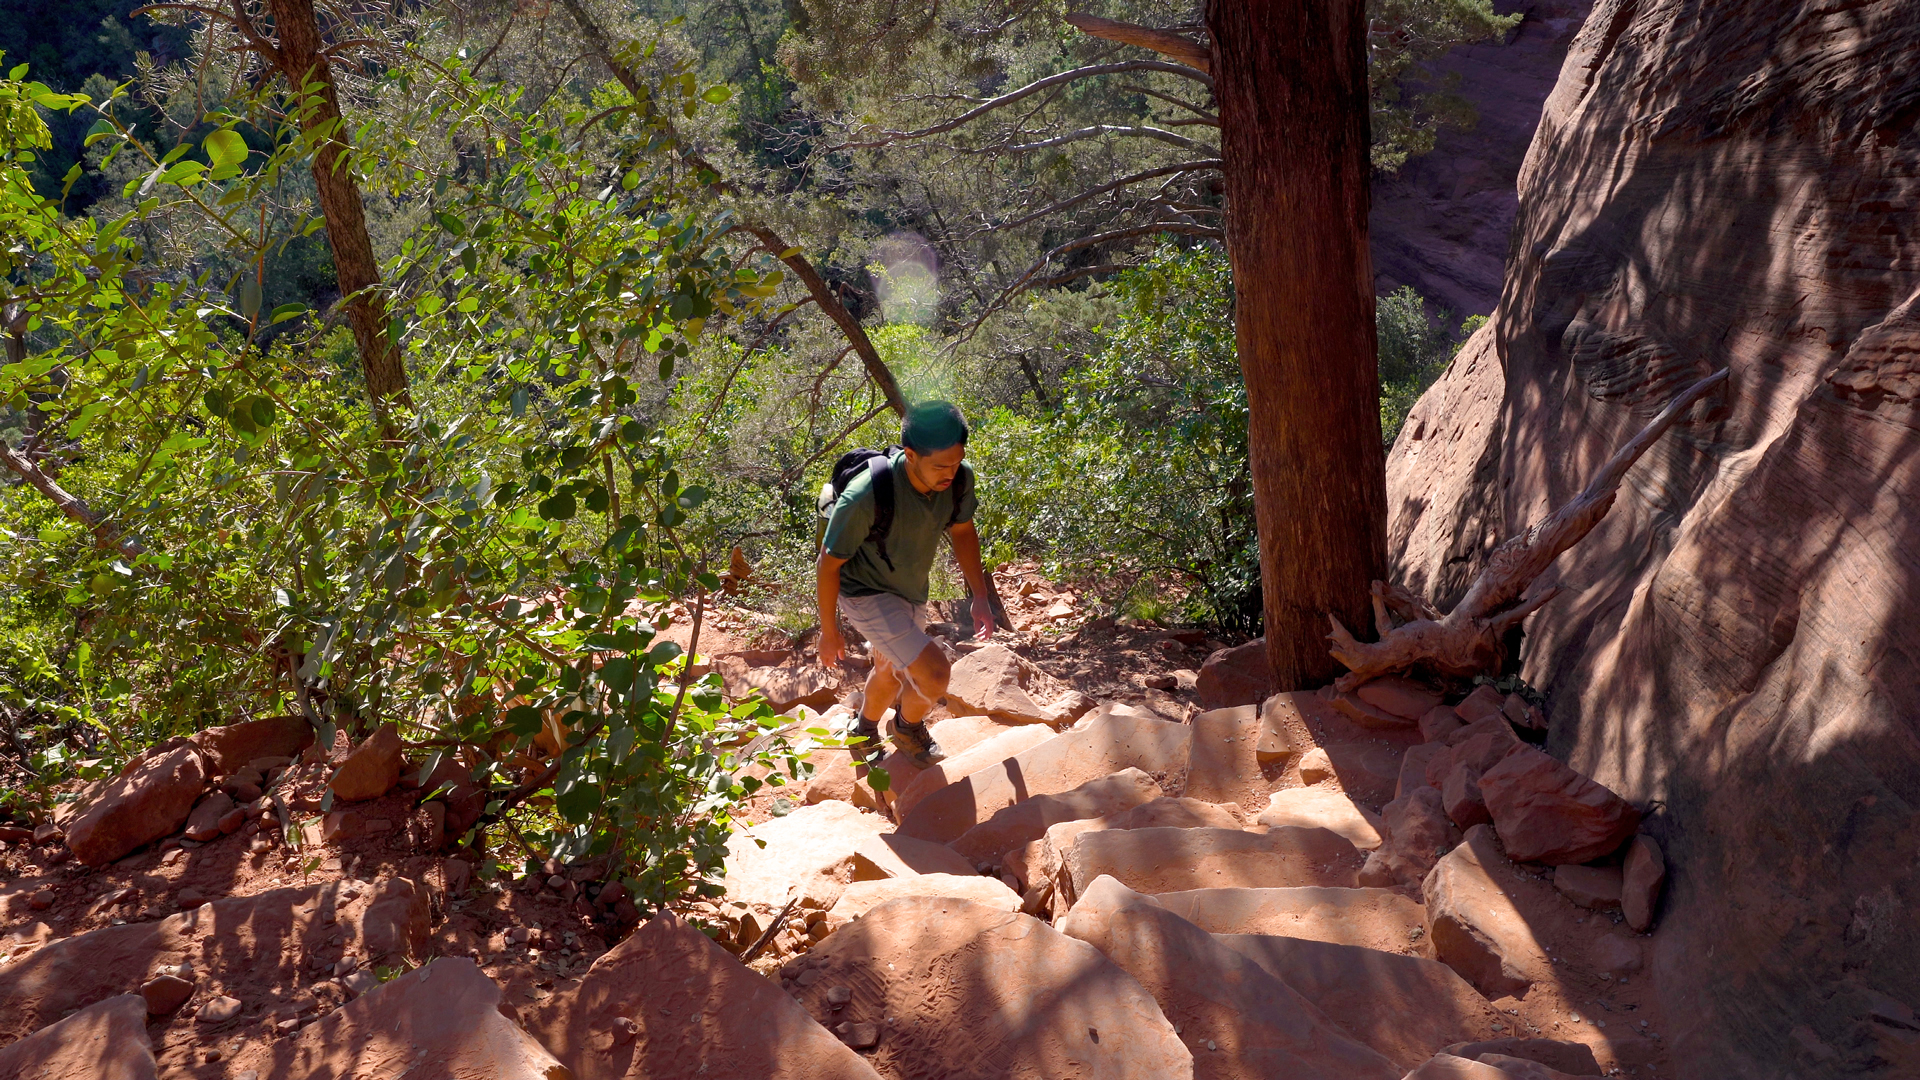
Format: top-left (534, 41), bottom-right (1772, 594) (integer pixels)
top-left (1327, 368), bottom-right (1730, 691)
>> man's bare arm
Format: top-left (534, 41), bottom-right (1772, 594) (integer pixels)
top-left (817, 549), bottom-right (850, 664)
top-left (949, 522), bottom-right (996, 637)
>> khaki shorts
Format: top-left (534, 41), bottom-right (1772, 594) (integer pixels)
top-left (839, 592), bottom-right (932, 669)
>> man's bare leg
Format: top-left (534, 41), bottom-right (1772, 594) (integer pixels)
top-left (889, 642), bottom-right (951, 762)
top-left (851, 654), bottom-right (903, 761)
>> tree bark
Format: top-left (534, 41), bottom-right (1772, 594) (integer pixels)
top-left (259, 0), bottom-right (411, 416)
top-left (1207, 0), bottom-right (1386, 689)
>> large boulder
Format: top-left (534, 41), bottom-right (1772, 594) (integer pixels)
top-left (1385, 1), bottom-right (1920, 1071)
top-left (1194, 638), bottom-right (1274, 710)
top-left (1360, 785), bottom-right (1457, 893)
top-left (718, 655), bottom-right (841, 713)
top-left (327, 722), bottom-right (404, 802)
top-left (1216, 933), bottom-right (1504, 1068)
top-left (1067, 826), bottom-right (1361, 898)
top-left (786, 896), bottom-right (1193, 1079)
top-left (943, 644), bottom-right (1059, 724)
top-left (851, 833), bottom-right (979, 880)
top-left (721, 800), bottom-right (891, 914)
top-left (1153, 886), bottom-right (1427, 953)
top-left (948, 767), bottom-right (1161, 864)
top-left (891, 724), bottom-right (1056, 823)
top-left (1420, 826), bottom-right (1552, 999)
top-left (0, 994), bottom-right (157, 1079)
top-left (1182, 704), bottom-right (1283, 810)
top-left (228, 958), bottom-right (562, 1078)
top-left (1060, 876), bottom-right (1399, 1080)
top-left (189, 714), bottom-right (314, 775)
top-left (1014, 798), bottom-right (1243, 909)
top-left (61, 746), bottom-right (207, 866)
top-left (1621, 833), bottom-right (1666, 932)
top-left (900, 712), bottom-right (1192, 845)
top-left (527, 913), bottom-right (881, 1080)
top-left (1478, 748), bottom-right (1640, 865)
top-left (0, 879), bottom-right (429, 1041)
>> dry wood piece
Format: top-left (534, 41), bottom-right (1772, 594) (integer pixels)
top-left (1327, 368), bottom-right (1730, 691)
top-left (1064, 14), bottom-right (1212, 73)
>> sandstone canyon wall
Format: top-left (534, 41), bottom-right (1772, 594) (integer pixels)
top-left (1387, 2), bottom-right (1920, 1077)
top-left (1370, 0), bottom-right (1594, 318)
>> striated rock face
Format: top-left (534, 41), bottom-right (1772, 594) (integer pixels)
top-left (1387, 2), bottom-right (1920, 1075)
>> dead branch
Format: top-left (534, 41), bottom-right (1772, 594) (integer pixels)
top-left (973, 124), bottom-right (1215, 156)
top-left (0, 443), bottom-right (145, 558)
top-left (989, 160), bottom-right (1222, 232)
top-left (1065, 14), bottom-right (1212, 73)
top-left (1327, 368), bottom-right (1730, 691)
top-left (831, 60), bottom-right (1213, 151)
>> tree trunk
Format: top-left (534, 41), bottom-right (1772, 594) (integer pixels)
top-left (1207, 0), bottom-right (1386, 689)
top-left (262, 0), bottom-right (411, 416)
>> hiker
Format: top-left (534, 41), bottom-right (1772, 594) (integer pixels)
top-left (816, 400), bottom-right (996, 765)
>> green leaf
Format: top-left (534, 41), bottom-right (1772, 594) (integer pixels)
top-left (203, 129), bottom-right (248, 169)
top-left (239, 280), bottom-right (262, 319)
top-left (504, 705), bottom-right (544, 735)
top-left (435, 211), bottom-right (466, 236)
top-left (865, 765), bottom-right (891, 793)
top-left (248, 396), bottom-right (275, 428)
top-left (658, 354), bottom-right (675, 381)
top-left (269, 302), bottom-right (307, 324)
top-left (202, 388), bottom-right (229, 417)
top-left (538, 492), bottom-right (576, 521)
top-left (700, 85), bottom-right (734, 104)
top-left (676, 485), bottom-right (709, 509)
top-left (554, 782), bottom-right (601, 823)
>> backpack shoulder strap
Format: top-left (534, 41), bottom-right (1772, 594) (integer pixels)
top-left (947, 463), bottom-right (974, 528)
top-left (866, 454), bottom-right (896, 569)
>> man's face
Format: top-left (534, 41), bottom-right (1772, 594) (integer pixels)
top-left (903, 443), bottom-right (966, 491)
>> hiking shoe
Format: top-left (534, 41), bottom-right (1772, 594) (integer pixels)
top-left (891, 719), bottom-right (946, 766)
top-left (848, 717), bottom-right (885, 763)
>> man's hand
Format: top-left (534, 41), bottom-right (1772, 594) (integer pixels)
top-left (818, 622), bottom-right (845, 666)
top-left (970, 592), bottom-right (996, 639)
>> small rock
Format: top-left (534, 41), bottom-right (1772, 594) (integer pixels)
top-left (0, 824), bottom-right (32, 843)
top-left (191, 716), bottom-right (314, 774)
top-left (327, 723), bottom-right (404, 802)
top-left (836, 1020), bottom-right (880, 1049)
top-left (1479, 748), bottom-right (1642, 865)
top-left (1419, 706), bottom-right (1464, 742)
top-left (196, 995), bottom-right (243, 1024)
top-left (1354, 675), bottom-right (1445, 721)
top-left (177, 887), bottom-right (207, 909)
top-left (340, 970), bottom-right (378, 996)
top-left (33, 823), bottom-right (65, 845)
top-left (1195, 638), bottom-right (1275, 710)
top-left (508, 926), bottom-right (531, 944)
top-left (826, 985), bottom-right (852, 1007)
top-left (1621, 834), bottom-right (1666, 931)
top-left (1297, 747), bottom-right (1334, 785)
top-left (27, 887), bottom-right (53, 911)
top-left (1454, 685), bottom-right (1506, 723)
top-left (1552, 864), bottom-right (1623, 910)
top-left (141, 974), bottom-right (194, 1015)
top-left (444, 858), bottom-right (472, 895)
top-left (217, 807), bottom-right (247, 835)
top-left (612, 1015), bottom-right (640, 1044)
top-left (183, 792), bottom-right (237, 842)
top-left (1442, 763), bottom-right (1492, 828)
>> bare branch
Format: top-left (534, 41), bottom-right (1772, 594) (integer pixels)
top-left (988, 160), bottom-right (1222, 232)
top-left (832, 60), bottom-right (1214, 151)
top-left (1065, 13), bottom-right (1211, 73)
top-left (0, 444), bottom-right (144, 558)
top-left (1119, 83), bottom-right (1217, 120)
top-left (975, 124), bottom-right (1214, 155)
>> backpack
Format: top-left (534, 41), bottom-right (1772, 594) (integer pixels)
top-left (818, 447), bottom-right (973, 571)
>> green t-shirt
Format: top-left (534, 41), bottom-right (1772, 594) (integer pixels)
top-left (824, 451), bottom-right (977, 603)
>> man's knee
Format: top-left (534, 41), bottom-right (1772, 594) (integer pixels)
top-left (908, 641), bottom-right (950, 689)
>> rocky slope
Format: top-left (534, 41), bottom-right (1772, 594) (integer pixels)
top-left (0, 567), bottom-right (1672, 1079)
top-left (1388, 1), bottom-right (1920, 1076)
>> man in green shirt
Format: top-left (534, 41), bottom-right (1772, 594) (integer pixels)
top-left (817, 401), bottom-right (996, 765)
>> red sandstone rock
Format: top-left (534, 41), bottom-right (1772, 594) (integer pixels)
top-left (1181, 704), bottom-right (1274, 807)
top-left (327, 723), bottom-right (404, 802)
top-left (1068, 826), bottom-right (1361, 898)
top-left (62, 747), bottom-right (207, 866)
top-left (1019, 798), bottom-right (1244, 908)
top-left (0, 879), bottom-right (429, 1041)
top-left (1479, 748), bottom-right (1640, 865)
top-left (1453, 686), bottom-right (1506, 724)
top-left (1216, 933), bottom-right (1504, 1068)
top-left (1060, 876), bottom-right (1399, 1080)
top-left (1332, 691), bottom-right (1419, 729)
top-left (183, 791), bottom-right (236, 842)
top-left (949, 766), bottom-right (1161, 863)
top-left (140, 973), bottom-right (194, 1015)
top-left (1420, 705), bottom-right (1465, 742)
top-left (1404, 1054), bottom-right (1511, 1079)
top-left (943, 644), bottom-right (1057, 724)
top-left (721, 800), bottom-right (891, 915)
top-left (789, 897), bottom-right (1190, 1078)
top-left (824, 873), bottom-right (1020, 931)
top-left (1442, 762), bottom-right (1492, 828)
top-left (0, 994), bottom-right (157, 1079)
top-left (1438, 1040), bottom-right (1601, 1077)
top-left (891, 724), bottom-right (1055, 823)
top-left (1477, 1052), bottom-right (1606, 1079)
top-left (1420, 826), bottom-right (1552, 998)
top-left (528, 913), bottom-right (881, 1080)
top-left (850, 833), bottom-right (978, 880)
top-left (1400, 742), bottom-right (1447, 799)
top-left (1359, 785), bottom-right (1455, 893)
top-left (1621, 834), bottom-right (1665, 931)
top-left (927, 714), bottom-right (1026, 756)
top-left (718, 655), bottom-right (840, 713)
top-left (1256, 786), bottom-right (1384, 849)
top-left (231, 958), bottom-right (562, 1079)
top-left (1551, 864), bottom-right (1622, 910)
top-left (900, 711), bottom-right (1191, 845)
top-left (189, 715), bottom-right (313, 775)
top-left (1195, 638), bottom-right (1274, 710)
top-left (1154, 886), bottom-right (1427, 953)
top-left (1356, 675), bottom-right (1446, 721)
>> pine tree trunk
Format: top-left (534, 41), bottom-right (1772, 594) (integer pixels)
top-left (1206, 0), bottom-right (1387, 689)
top-left (262, 0), bottom-right (411, 417)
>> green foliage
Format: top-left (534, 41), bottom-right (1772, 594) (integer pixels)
top-left (1377, 284), bottom-right (1465, 448)
top-left (0, 46), bottom-right (815, 912)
